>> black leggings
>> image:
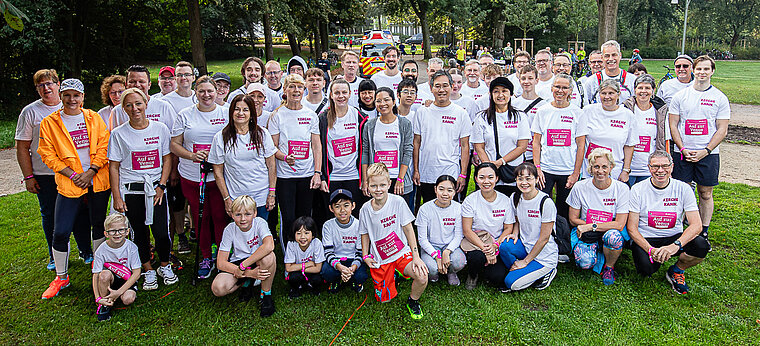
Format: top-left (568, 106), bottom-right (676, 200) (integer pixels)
top-left (124, 194), bottom-right (171, 265)
top-left (465, 250), bottom-right (508, 288)
top-left (286, 271), bottom-right (323, 291)
top-left (540, 172), bottom-right (571, 220)
top-left (631, 234), bottom-right (709, 277)
top-left (276, 177), bottom-right (314, 250)
top-left (53, 189), bottom-right (108, 252)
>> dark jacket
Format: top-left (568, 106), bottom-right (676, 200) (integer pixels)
top-left (318, 107), bottom-right (368, 188)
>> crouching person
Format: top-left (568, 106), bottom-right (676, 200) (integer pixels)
top-left (92, 214), bottom-right (141, 322)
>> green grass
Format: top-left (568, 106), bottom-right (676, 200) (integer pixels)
top-left (0, 120), bottom-right (16, 149)
top-left (1, 183), bottom-right (759, 343)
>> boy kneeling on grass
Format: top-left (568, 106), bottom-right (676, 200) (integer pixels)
top-left (321, 189), bottom-right (368, 293)
top-left (92, 214), bottom-right (142, 322)
top-left (211, 195), bottom-right (277, 317)
top-left (360, 162), bottom-right (428, 319)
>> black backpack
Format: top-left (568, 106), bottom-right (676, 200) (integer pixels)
top-left (512, 193), bottom-right (572, 255)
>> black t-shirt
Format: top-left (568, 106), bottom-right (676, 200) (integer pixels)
top-left (316, 59), bottom-right (331, 74)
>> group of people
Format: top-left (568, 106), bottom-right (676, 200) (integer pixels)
top-left (15, 38), bottom-right (728, 321)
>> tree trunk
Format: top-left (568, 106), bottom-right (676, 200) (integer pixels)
top-left (320, 20), bottom-right (329, 52)
top-left (597, 0), bottom-right (618, 44)
top-left (287, 32), bottom-right (302, 56)
top-left (420, 10), bottom-right (432, 59)
top-left (493, 13), bottom-right (505, 50)
top-left (186, 0), bottom-right (207, 75)
top-left (729, 28), bottom-right (740, 48)
top-left (263, 10), bottom-right (274, 61)
top-left (645, 16), bottom-right (652, 46)
top-left (314, 24), bottom-right (323, 58)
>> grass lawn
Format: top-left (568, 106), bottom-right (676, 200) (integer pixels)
top-left (0, 183), bottom-right (758, 344)
top-left (0, 120), bottom-right (16, 149)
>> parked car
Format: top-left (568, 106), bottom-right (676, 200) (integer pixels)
top-left (405, 33), bottom-right (433, 45)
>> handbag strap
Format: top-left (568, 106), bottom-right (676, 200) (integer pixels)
top-left (491, 114), bottom-right (501, 161)
top-left (523, 97), bottom-right (543, 114)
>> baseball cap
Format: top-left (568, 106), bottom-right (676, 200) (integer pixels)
top-left (329, 189), bottom-right (353, 204)
top-left (246, 82), bottom-right (266, 95)
top-left (212, 72), bottom-right (231, 84)
top-left (159, 66), bottom-right (175, 76)
top-left (59, 78), bottom-right (84, 93)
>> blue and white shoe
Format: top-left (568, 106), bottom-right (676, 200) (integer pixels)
top-left (197, 258), bottom-right (215, 279)
top-left (46, 260), bottom-right (56, 271)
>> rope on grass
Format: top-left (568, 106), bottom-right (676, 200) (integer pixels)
top-left (114, 290), bottom-right (176, 310)
top-left (329, 294), bottom-right (368, 346)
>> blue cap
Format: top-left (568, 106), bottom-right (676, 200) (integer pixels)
top-left (329, 189), bottom-right (353, 204)
top-left (60, 78), bottom-right (84, 93)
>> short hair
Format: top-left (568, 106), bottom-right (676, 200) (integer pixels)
top-left (366, 162), bottom-right (390, 181)
top-left (589, 50), bottom-right (603, 58)
top-left (481, 64), bottom-right (503, 77)
top-left (283, 73), bottom-right (305, 89)
top-left (195, 75), bottom-right (216, 90)
top-left (599, 78), bottom-right (620, 94)
top-left (693, 55), bottom-right (715, 71)
top-left (291, 216), bottom-right (319, 240)
top-left (513, 51), bottom-right (531, 61)
top-left (479, 53), bottom-right (494, 60)
top-left (587, 148), bottom-right (615, 174)
top-left (176, 60), bottom-right (193, 70)
top-left (430, 70), bottom-right (453, 85)
top-left (553, 53), bottom-right (571, 64)
top-left (428, 57), bottom-right (444, 68)
top-left (265, 60), bottom-right (282, 71)
top-left (127, 65), bottom-right (151, 81)
top-left (448, 68), bottom-right (463, 77)
top-left (554, 73), bottom-right (574, 86)
top-left (241, 57), bottom-right (265, 78)
top-left (464, 59), bottom-right (480, 68)
top-left (231, 195), bottom-right (257, 213)
top-left (535, 49), bottom-right (552, 59)
top-left (600, 40), bottom-right (621, 53)
top-left (104, 213), bottom-right (130, 232)
top-left (119, 87), bottom-right (147, 105)
top-left (397, 78), bottom-right (417, 93)
top-left (341, 50), bottom-right (359, 61)
top-left (304, 68), bottom-right (325, 79)
top-left (382, 45), bottom-right (400, 57)
top-left (519, 64), bottom-right (538, 78)
top-left (649, 150), bottom-right (673, 165)
top-left (402, 59), bottom-right (418, 70)
top-left (100, 75), bottom-right (126, 106)
top-left (33, 69), bottom-right (59, 85)
top-left (634, 73), bottom-right (656, 90)
top-left (627, 62), bottom-right (647, 75)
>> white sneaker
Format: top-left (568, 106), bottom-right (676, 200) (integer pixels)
top-left (157, 264), bottom-right (179, 285)
top-left (143, 270), bottom-right (158, 290)
top-left (535, 268), bottom-right (557, 290)
top-left (557, 254), bottom-right (570, 263)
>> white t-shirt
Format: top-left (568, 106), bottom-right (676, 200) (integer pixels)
top-left (471, 111), bottom-right (531, 170)
top-left (301, 95), bottom-right (328, 113)
top-left (370, 71), bottom-right (402, 91)
top-left (258, 110), bottom-right (272, 130)
top-left (531, 103), bottom-right (588, 175)
top-left (150, 92), bottom-right (165, 99)
top-left (474, 94), bottom-right (490, 114)
top-left (97, 106), bottom-right (113, 126)
top-left (582, 104), bottom-right (638, 178)
top-left (511, 96), bottom-right (548, 160)
top-left (413, 103), bottom-right (472, 184)
top-left (416, 82), bottom-right (433, 105)
top-left (582, 70), bottom-right (636, 105)
top-left (567, 178), bottom-right (630, 224)
top-left (346, 76), bottom-right (364, 108)
top-left (536, 75), bottom-right (582, 107)
top-left (460, 80), bottom-right (488, 101)
top-left (656, 78), bottom-right (693, 105)
top-left (171, 105), bottom-right (228, 182)
top-left (264, 87), bottom-right (282, 112)
top-left (284, 238), bottom-right (326, 264)
top-left (326, 107), bottom-right (361, 181)
top-left (461, 191), bottom-right (515, 238)
top-left (267, 106), bottom-right (320, 179)
top-left (514, 191), bottom-right (558, 267)
top-left (669, 85), bottom-right (731, 154)
top-left (60, 112), bottom-right (91, 172)
top-left (208, 127), bottom-right (277, 205)
top-left (15, 99), bottom-right (62, 175)
top-left (631, 105), bottom-right (659, 176)
top-left (219, 218), bottom-right (272, 262)
top-left (110, 97), bottom-right (176, 132)
top-left (108, 121), bottom-right (171, 184)
top-left (161, 90), bottom-right (198, 114)
top-left (451, 94), bottom-right (479, 122)
top-left (416, 200), bottom-right (463, 254)
top-left (322, 217), bottom-right (362, 262)
top-left (358, 194), bottom-right (415, 265)
top-left (629, 179), bottom-right (699, 238)
top-left (507, 73), bottom-right (523, 97)
top-left (373, 118), bottom-right (403, 178)
top-left (91, 240), bottom-right (141, 274)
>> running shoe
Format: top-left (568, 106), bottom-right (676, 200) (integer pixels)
top-left (328, 282), bottom-right (340, 293)
top-left (157, 264), bottom-right (179, 285)
top-left (499, 286), bottom-right (513, 293)
top-left (177, 234), bottom-right (191, 254)
top-left (601, 265), bottom-right (616, 286)
top-left (557, 254), bottom-right (570, 263)
top-left (170, 253), bottom-right (184, 271)
top-left (406, 297), bottom-right (423, 320)
top-left (96, 304), bottom-right (111, 322)
top-left (666, 265), bottom-right (690, 294)
top-left (260, 295), bottom-right (276, 317)
top-left (41, 276), bottom-right (70, 299)
top-left (238, 280), bottom-right (254, 302)
top-left (288, 287), bottom-right (302, 299)
top-left (46, 260), bottom-right (56, 271)
top-left (188, 228), bottom-right (197, 241)
top-left (465, 274), bottom-right (478, 290)
top-left (352, 282), bottom-right (364, 293)
top-left (429, 273), bottom-right (439, 283)
top-left (83, 254), bottom-right (94, 265)
top-left (535, 268), bottom-right (557, 290)
top-left (142, 270), bottom-right (158, 290)
top-left (197, 258), bottom-right (215, 279)
top-left (447, 272), bottom-right (461, 286)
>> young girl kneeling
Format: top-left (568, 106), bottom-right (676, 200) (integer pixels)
top-left (284, 216), bottom-right (325, 298)
top-left (211, 196), bottom-right (277, 317)
top-left (92, 214), bottom-right (142, 322)
top-left (360, 163), bottom-right (428, 320)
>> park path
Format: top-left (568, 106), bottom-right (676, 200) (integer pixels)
top-left (0, 106), bottom-right (758, 197)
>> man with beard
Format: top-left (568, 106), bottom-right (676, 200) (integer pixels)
top-left (371, 46), bottom-right (403, 91)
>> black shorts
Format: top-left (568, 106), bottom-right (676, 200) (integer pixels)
top-left (672, 151), bottom-right (719, 187)
top-left (630, 233), bottom-right (710, 277)
top-left (167, 183), bottom-right (186, 212)
top-left (227, 258), bottom-right (259, 283)
top-left (110, 274), bottom-right (138, 292)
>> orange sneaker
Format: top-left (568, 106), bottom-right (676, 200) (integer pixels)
top-left (41, 276), bottom-right (70, 299)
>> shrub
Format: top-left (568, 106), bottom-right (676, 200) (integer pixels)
top-left (734, 47), bottom-right (760, 60)
top-left (639, 46), bottom-right (679, 59)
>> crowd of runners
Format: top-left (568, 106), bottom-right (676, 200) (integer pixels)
top-left (15, 38), bottom-right (728, 321)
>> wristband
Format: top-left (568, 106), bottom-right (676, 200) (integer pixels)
top-left (430, 250), bottom-right (439, 260)
top-left (88, 167), bottom-right (98, 174)
top-left (223, 195), bottom-right (231, 201)
top-left (397, 178), bottom-right (404, 183)
top-left (679, 147), bottom-right (687, 153)
top-left (269, 187), bottom-right (276, 191)
top-left (95, 297), bottom-right (102, 303)
top-left (301, 262), bottom-right (309, 281)
top-left (535, 164), bottom-right (541, 169)
top-left (500, 158), bottom-right (506, 166)
top-left (23, 174), bottom-right (34, 181)
top-left (239, 263), bottom-right (249, 271)
top-left (314, 171), bottom-right (322, 175)
top-left (340, 257), bottom-right (348, 261)
top-left (69, 172), bottom-right (77, 180)
top-left (362, 254), bottom-right (373, 260)
top-left (705, 147), bottom-right (712, 155)
top-left (473, 152), bottom-right (477, 155)
top-left (647, 247), bottom-right (654, 264)
top-left (458, 174), bottom-right (466, 179)
top-left (493, 241), bottom-right (500, 256)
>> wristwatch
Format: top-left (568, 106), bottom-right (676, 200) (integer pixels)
top-left (622, 167), bottom-right (631, 173)
top-left (674, 240), bottom-right (683, 251)
top-left (591, 223), bottom-right (598, 230)
top-left (157, 183), bottom-right (167, 191)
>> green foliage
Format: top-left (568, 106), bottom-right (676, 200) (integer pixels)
top-left (639, 45), bottom-right (679, 59)
top-left (503, 0), bottom-right (549, 38)
top-left (734, 47), bottom-right (760, 60)
top-left (556, 0), bottom-right (598, 41)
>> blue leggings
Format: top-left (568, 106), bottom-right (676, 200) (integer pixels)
top-left (499, 239), bottom-right (555, 291)
top-left (320, 259), bottom-right (369, 285)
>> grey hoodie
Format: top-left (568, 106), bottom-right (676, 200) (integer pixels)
top-left (287, 55), bottom-right (308, 75)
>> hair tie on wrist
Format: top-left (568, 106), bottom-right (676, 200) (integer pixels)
top-left (458, 174), bottom-right (466, 179)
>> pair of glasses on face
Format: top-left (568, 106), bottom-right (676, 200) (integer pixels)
top-left (649, 164), bottom-right (672, 170)
top-left (36, 82), bottom-right (56, 89)
top-left (106, 228), bottom-right (129, 236)
top-left (675, 64), bottom-right (691, 69)
top-left (176, 73), bottom-right (193, 78)
top-left (400, 90), bottom-right (416, 95)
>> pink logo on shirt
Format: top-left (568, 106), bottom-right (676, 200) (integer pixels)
top-left (586, 142), bottom-right (612, 158)
top-left (648, 211), bottom-right (677, 229)
top-left (247, 235), bottom-right (260, 249)
top-left (375, 231), bottom-right (404, 260)
top-left (374, 150), bottom-right (398, 169)
top-left (331, 137), bottom-right (356, 157)
top-left (547, 129), bottom-right (571, 146)
top-left (288, 140), bottom-right (310, 159)
top-left (193, 144), bottom-right (211, 152)
top-left (586, 209), bottom-right (613, 224)
top-left (634, 136), bottom-right (651, 153)
top-left (131, 149), bottom-right (160, 170)
top-left (684, 119), bottom-right (708, 135)
top-left (69, 129), bottom-right (89, 149)
top-left (146, 113), bottom-right (161, 122)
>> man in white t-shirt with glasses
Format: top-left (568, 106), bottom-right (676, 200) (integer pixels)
top-left (583, 41), bottom-right (635, 105)
top-left (657, 55), bottom-right (694, 105)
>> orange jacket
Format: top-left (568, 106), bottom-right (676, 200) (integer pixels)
top-left (37, 108), bottom-right (110, 198)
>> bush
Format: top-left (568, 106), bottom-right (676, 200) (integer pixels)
top-left (734, 47), bottom-right (760, 60)
top-left (329, 43), bottom-right (338, 49)
top-left (639, 46), bottom-right (679, 59)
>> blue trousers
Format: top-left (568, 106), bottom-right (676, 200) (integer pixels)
top-left (320, 259), bottom-right (369, 285)
top-left (499, 239), bottom-right (554, 291)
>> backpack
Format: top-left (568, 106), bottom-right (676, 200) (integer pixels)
top-left (512, 193), bottom-right (572, 255)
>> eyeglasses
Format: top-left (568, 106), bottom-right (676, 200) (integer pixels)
top-left (216, 84), bottom-right (230, 90)
top-left (108, 90), bottom-right (124, 96)
top-left (554, 63), bottom-right (571, 68)
top-left (399, 90), bottom-right (416, 95)
top-left (36, 82), bottom-right (56, 89)
top-left (675, 64), bottom-right (691, 69)
top-left (535, 59), bottom-right (550, 64)
top-left (648, 163), bottom-right (672, 170)
top-left (552, 85), bottom-right (571, 90)
top-left (106, 228), bottom-right (130, 236)
top-left (265, 71), bottom-right (282, 76)
top-left (432, 83), bottom-right (450, 89)
top-left (176, 73), bottom-right (193, 78)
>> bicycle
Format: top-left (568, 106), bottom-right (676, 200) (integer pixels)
top-left (572, 59), bottom-right (590, 79)
top-left (659, 65), bottom-right (675, 86)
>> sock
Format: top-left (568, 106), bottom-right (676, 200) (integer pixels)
top-left (260, 290), bottom-right (271, 298)
top-left (53, 245), bottom-right (70, 277)
top-left (701, 225), bottom-right (709, 239)
top-left (92, 237), bottom-right (105, 252)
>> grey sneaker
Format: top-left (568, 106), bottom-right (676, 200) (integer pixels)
top-left (447, 272), bottom-right (460, 286)
top-left (429, 274), bottom-right (439, 283)
top-left (535, 268), bottom-right (557, 290)
top-left (177, 234), bottom-right (191, 254)
top-left (465, 274), bottom-right (478, 290)
top-left (142, 270), bottom-right (158, 290)
top-left (157, 264), bottom-right (179, 285)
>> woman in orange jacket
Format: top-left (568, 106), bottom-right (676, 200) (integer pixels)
top-left (37, 79), bottom-right (111, 300)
